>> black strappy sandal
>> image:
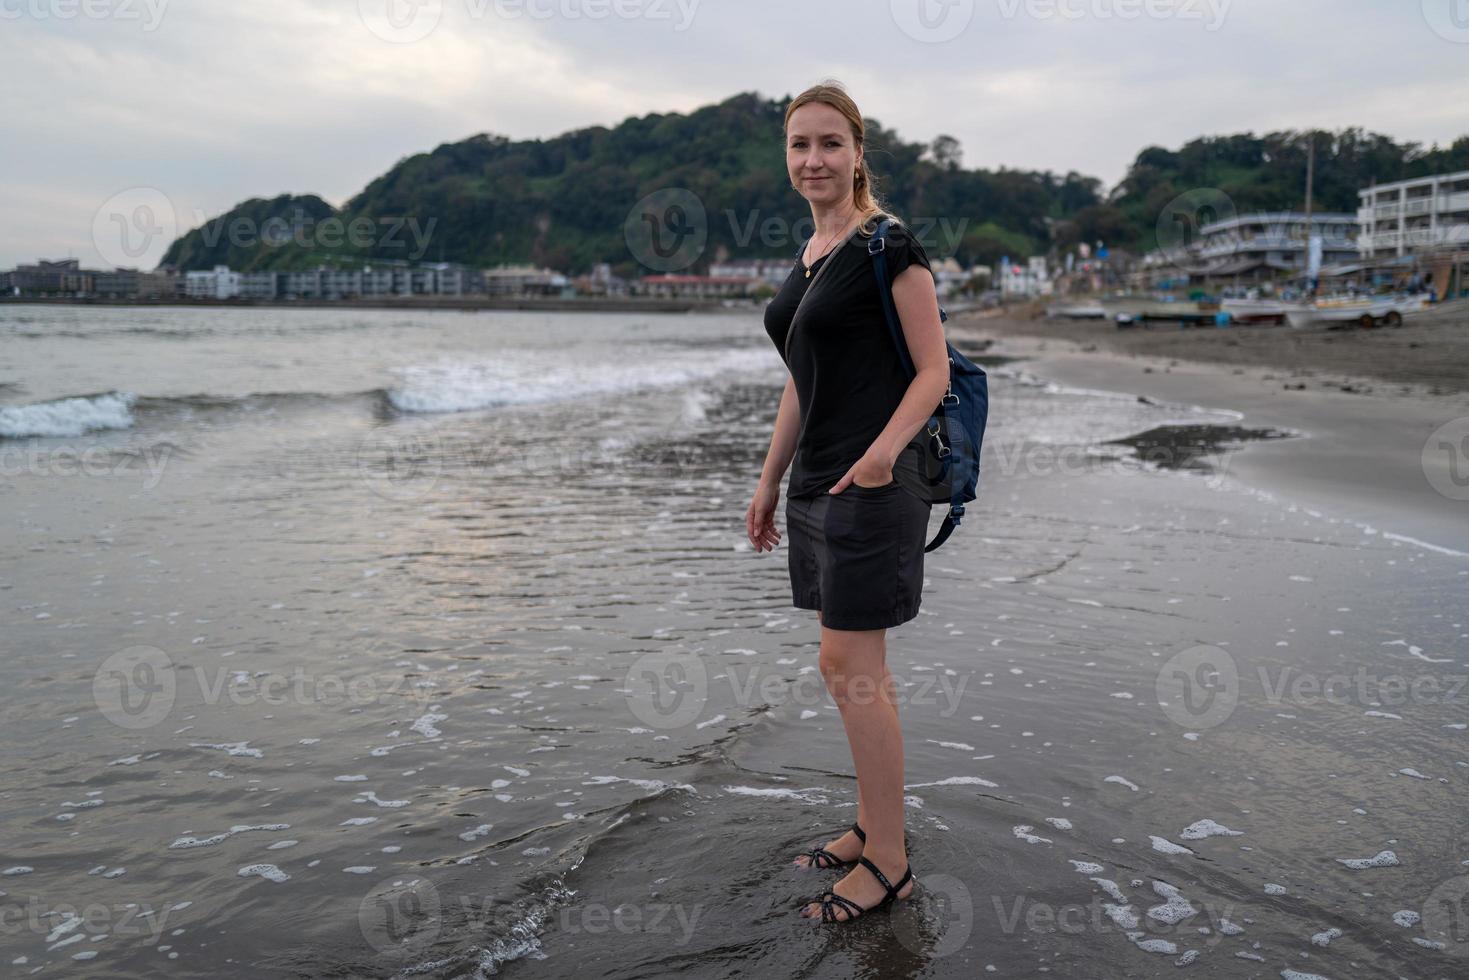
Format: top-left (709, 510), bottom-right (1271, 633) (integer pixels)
top-left (795, 822), bottom-right (866, 869)
top-left (805, 855), bottom-right (913, 922)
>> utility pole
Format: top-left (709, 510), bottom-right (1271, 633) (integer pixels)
top-left (1303, 133), bottom-right (1317, 297)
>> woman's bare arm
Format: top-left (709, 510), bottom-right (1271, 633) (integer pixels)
top-left (759, 374), bottom-right (801, 491)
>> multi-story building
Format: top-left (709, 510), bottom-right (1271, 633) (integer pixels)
top-left (571, 263), bottom-right (630, 297)
top-left (239, 272), bottom-right (281, 300)
top-left (1000, 256), bottom-right (1052, 297)
top-left (483, 264), bottom-right (568, 296)
top-left (1195, 212), bottom-right (1359, 281)
top-left (9, 259), bottom-right (84, 295)
top-left (185, 265), bottom-right (243, 299)
top-left (1137, 212), bottom-right (1360, 286)
top-left (708, 259), bottom-right (793, 289)
top-left (635, 274), bottom-right (760, 299)
top-left (1358, 170), bottom-right (1469, 259)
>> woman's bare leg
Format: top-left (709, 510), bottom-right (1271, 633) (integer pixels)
top-left (800, 622), bottom-right (913, 917)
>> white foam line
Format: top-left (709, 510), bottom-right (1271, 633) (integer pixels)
top-left (1378, 530), bottom-right (1469, 558)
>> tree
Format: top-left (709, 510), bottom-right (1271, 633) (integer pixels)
top-left (929, 135), bottom-right (963, 171)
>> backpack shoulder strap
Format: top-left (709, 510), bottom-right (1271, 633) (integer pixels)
top-left (866, 218), bottom-right (917, 378)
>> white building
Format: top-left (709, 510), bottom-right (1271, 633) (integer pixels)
top-left (708, 259), bottom-right (793, 288)
top-left (1358, 170), bottom-right (1469, 258)
top-left (239, 272), bottom-right (280, 299)
top-left (482, 264), bottom-right (567, 296)
top-left (1197, 212), bottom-right (1359, 280)
top-left (185, 265), bottom-right (242, 299)
top-left (1000, 256), bottom-right (1052, 297)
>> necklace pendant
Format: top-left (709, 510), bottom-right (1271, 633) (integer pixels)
top-left (804, 268), bottom-right (811, 278)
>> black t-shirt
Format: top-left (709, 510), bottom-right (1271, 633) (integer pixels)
top-left (762, 217), bottom-right (935, 500)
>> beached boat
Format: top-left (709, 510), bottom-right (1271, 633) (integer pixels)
top-left (1284, 293), bottom-right (1433, 329)
top-left (1102, 295), bottom-right (1221, 326)
top-left (1221, 297), bottom-right (1296, 324)
top-left (1046, 302), bottom-right (1107, 320)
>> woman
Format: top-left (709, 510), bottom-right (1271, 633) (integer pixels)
top-left (746, 81), bottom-right (951, 923)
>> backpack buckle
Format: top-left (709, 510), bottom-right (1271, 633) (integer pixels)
top-left (867, 236), bottom-right (886, 255)
top-left (927, 418), bottom-right (950, 458)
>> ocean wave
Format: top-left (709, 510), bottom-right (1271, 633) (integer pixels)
top-left (385, 347), bottom-right (777, 414)
top-left (0, 391), bottom-right (138, 438)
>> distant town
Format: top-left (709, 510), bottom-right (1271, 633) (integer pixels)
top-left (4, 168), bottom-right (1466, 307)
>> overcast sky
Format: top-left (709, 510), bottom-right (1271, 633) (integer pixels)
top-left (3, 0), bottom-right (1467, 270)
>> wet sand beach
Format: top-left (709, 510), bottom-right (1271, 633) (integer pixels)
top-left (2, 305), bottom-right (1467, 978)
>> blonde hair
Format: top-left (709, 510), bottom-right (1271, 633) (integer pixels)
top-left (784, 80), bottom-right (896, 235)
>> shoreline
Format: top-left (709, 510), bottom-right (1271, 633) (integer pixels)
top-left (0, 295), bottom-right (746, 314)
top-left (950, 311), bottom-right (1469, 557)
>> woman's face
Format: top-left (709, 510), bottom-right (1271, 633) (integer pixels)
top-left (786, 102), bottom-right (862, 210)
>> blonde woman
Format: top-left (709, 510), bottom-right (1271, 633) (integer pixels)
top-left (746, 80), bottom-right (950, 923)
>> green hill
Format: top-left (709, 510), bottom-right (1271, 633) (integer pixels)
top-left (159, 92), bottom-right (1469, 274)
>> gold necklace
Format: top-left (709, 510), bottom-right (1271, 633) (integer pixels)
top-left (803, 212), bottom-right (856, 278)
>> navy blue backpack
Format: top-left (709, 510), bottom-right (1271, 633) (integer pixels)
top-left (866, 217), bottom-right (989, 552)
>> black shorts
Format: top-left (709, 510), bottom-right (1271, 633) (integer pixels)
top-left (784, 481), bottom-right (933, 631)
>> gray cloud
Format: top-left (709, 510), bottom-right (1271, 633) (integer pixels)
top-left (1, 0), bottom-right (1465, 268)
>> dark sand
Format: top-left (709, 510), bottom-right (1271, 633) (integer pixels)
top-left (965, 302), bottom-right (1469, 400)
top-left (950, 309), bottom-right (1469, 557)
